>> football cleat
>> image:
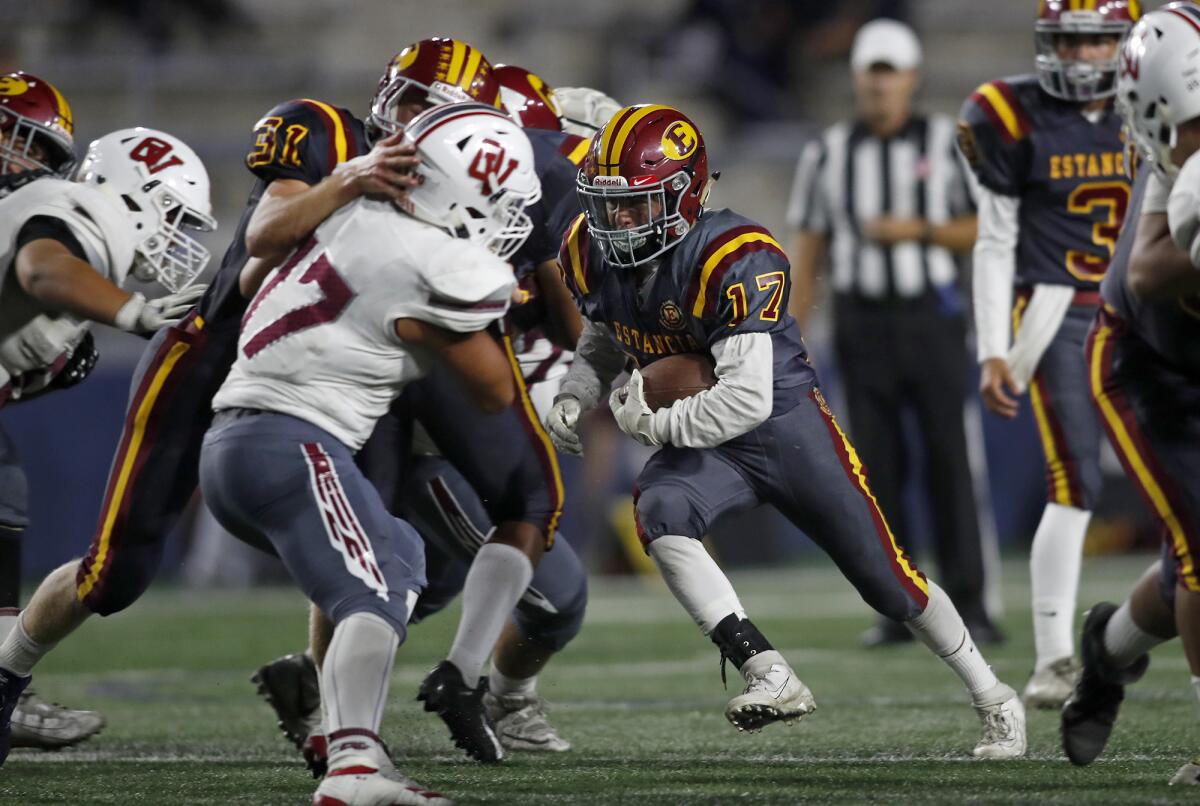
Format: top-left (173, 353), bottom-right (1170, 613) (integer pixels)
top-left (724, 651), bottom-right (816, 733)
top-left (10, 689), bottom-right (104, 750)
top-left (313, 761), bottom-right (453, 806)
top-left (971, 684), bottom-right (1026, 759)
top-left (0, 667), bottom-right (31, 766)
top-left (1061, 603), bottom-right (1148, 766)
top-left (417, 661), bottom-right (503, 763)
top-left (483, 691), bottom-right (570, 752)
top-left (1022, 656), bottom-right (1081, 710)
top-left (1169, 757), bottom-right (1200, 786)
top-left (252, 652), bottom-right (326, 777)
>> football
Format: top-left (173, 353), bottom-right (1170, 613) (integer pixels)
top-left (635, 353), bottom-right (717, 411)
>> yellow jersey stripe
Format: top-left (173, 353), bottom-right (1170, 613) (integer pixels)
top-left (566, 215), bottom-right (588, 294)
top-left (603, 105), bottom-right (671, 175)
top-left (459, 47), bottom-right (483, 92)
top-left (1090, 324), bottom-right (1198, 587)
top-left (76, 341), bottom-right (192, 601)
top-left (446, 40), bottom-right (467, 85)
top-left (500, 334), bottom-right (565, 541)
top-left (690, 232), bottom-right (781, 317)
top-left (977, 83), bottom-right (1024, 143)
top-left (565, 137), bottom-right (590, 166)
top-left (301, 98), bottom-right (348, 164)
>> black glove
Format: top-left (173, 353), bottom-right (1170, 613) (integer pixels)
top-left (52, 331), bottom-right (99, 390)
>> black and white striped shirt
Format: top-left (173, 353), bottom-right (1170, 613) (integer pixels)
top-left (786, 114), bottom-right (974, 301)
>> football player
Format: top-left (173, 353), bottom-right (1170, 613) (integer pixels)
top-left (201, 102), bottom-right (538, 806)
top-left (0, 120), bottom-right (215, 765)
top-left (254, 63), bottom-right (598, 770)
top-left (1059, 4), bottom-right (1200, 785)
top-left (548, 104), bottom-right (1026, 758)
top-left (957, 0), bottom-right (1141, 708)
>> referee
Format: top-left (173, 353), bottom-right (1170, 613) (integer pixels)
top-left (787, 19), bottom-right (1001, 645)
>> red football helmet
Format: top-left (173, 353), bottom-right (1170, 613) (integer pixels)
top-left (1036, 0), bottom-right (1142, 100)
top-left (0, 72), bottom-right (75, 179)
top-left (577, 104), bottom-right (710, 268)
top-left (494, 64), bottom-right (562, 132)
top-left (368, 38), bottom-right (501, 139)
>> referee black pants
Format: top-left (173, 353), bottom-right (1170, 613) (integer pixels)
top-left (833, 293), bottom-right (988, 625)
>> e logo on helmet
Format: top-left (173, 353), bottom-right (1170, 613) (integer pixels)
top-left (396, 45), bottom-right (420, 71)
top-left (661, 120), bottom-right (698, 161)
top-left (0, 76), bottom-right (30, 97)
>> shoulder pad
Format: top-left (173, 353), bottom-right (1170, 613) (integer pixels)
top-left (958, 78), bottom-right (1036, 196)
top-left (12, 179), bottom-right (135, 283)
top-left (683, 211), bottom-right (787, 319)
top-left (421, 237), bottom-right (515, 333)
top-left (246, 98), bottom-right (361, 184)
top-left (558, 133), bottom-right (589, 166)
top-left (558, 213), bottom-right (592, 297)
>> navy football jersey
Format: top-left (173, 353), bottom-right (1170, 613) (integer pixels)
top-left (958, 74), bottom-right (1130, 290)
top-left (198, 98), bottom-right (368, 326)
top-left (560, 208), bottom-right (816, 415)
top-left (1103, 171), bottom-right (1200, 379)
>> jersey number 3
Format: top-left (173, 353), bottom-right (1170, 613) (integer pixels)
top-left (242, 244), bottom-right (353, 359)
top-left (1066, 181), bottom-right (1130, 283)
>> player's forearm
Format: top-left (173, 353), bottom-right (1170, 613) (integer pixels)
top-left (787, 231), bottom-right (825, 327)
top-left (1131, 212), bottom-right (1200, 300)
top-left (535, 260), bottom-right (582, 349)
top-left (245, 175), bottom-right (355, 263)
top-left (930, 215), bottom-right (978, 254)
top-left (559, 318), bottom-right (627, 408)
top-left (648, 333), bottom-right (774, 448)
top-left (15, 242), bottom-right (130, 326)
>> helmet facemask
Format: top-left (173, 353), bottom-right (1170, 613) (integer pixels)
top-left (127, 180), bottom-right (217, 292)
top-left (577, 170), bottom-right (692, 268)
top-left (1035, 16), bottom-right (1130, 101)
top-left (368, 78), bottom-right (476, 141)
top-left (0, 110), bottom-right (74, 179)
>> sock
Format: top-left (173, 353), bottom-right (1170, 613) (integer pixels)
top-left (907, 582), bottom-right (1000, 700)
top-left (0, 611), bottom-right (53, 677)
top-left (1030, 503), bottom-right (1090, 670)
top-left (0, 533), bottom-right (20, 609)
top-left (1103, 600), bottom-right (1167, 669)
top-left (488, 668), bottom-right (537, 698)
top-left (447, 543), bottom-right (533, 683)
top-left (321, 612), bottom-right (399, 751)
top-left (0, 608), bottom-right (18, 642)
top-left (1192, 676), bottom-right (1200, 706)
top-left (648, 535), bottom-right (746, 634)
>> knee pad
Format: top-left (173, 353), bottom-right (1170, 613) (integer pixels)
top-left (634, 485), bottom-right (705, 545)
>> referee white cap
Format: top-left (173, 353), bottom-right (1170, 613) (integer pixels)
top-left (851, 19), bottom-right (923, 72)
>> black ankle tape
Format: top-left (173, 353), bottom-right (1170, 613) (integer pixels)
top-left (711, 615), bottom-right (774, 687)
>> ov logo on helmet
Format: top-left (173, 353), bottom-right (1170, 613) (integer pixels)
top-left (129, 136), bottom-right (184, 175)
top-left (467, 137), bottom-right (518, 195)
top-left (661, 120), bottom-right (698, 160)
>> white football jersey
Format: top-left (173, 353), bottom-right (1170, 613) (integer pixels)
top-left (0, 177), bottom-right (135, 395)
top-left (214, 198), bottom-right (516, 450)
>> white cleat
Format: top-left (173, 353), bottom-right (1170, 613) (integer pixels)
top-left (1021, 657), bottom-right (1080, 710)
top-left (483, 691), bottom-right (570, 752)
top-left (11, 689), bottom-right (105, 750)
top-left (972, 684), bottom-right (1027, 760)
top-left (312, 760), bottom-right (454, 806)
top-left (1169, 757), bottom-right (1200, 785)
top-left (724, 650), bottom-right (816, 733)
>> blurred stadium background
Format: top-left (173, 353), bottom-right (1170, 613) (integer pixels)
top-left (1, 0), bottom-right (1154, 584)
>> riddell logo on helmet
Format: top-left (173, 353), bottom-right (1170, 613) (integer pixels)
top-left (592, 175), bottom-right (627, 187)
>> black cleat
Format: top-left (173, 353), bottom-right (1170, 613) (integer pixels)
top-left (1061, 602), bottom-right (1149, 766)
top-left (0, 667), bottom-right (31, 767)
top-left (252, 653), bottom-right (326, 777)
top-left (417, 661), bottom-right (504, 763)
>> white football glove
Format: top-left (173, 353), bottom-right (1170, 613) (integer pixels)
top-left (1169, 151), bottom-right (1200, 268)
top-left (546, 395), bottom-right (584, 456)
top-left (608, 369), bottom-right (661, 447)
top-left (114, 285), bottom-right (207, 334)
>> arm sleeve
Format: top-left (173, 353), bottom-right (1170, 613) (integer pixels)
top-left (245, 99), bottom-right (339, 185)
top-left (15, 216), bottom-right (88, 261)
top-left (558, 317), bottom-right (628, 409)
top-left (647, 332), bottom-right (774, 449)
top-left (785, 138), bottom-right (830, 233)
top-left (972, 186), bottom-right (1021, 362)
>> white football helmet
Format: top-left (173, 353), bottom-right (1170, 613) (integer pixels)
top-left (402, 102), bottom-right (540, 260)
top-left (75, 128), bottom-right (216, 291)
top-left (552, 87), bottom-right (622, 138)
top-left (1116, 3), bottom-right (1200, 178)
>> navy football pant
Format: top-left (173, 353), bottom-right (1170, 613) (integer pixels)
top-left (1088, 309), bottom-right (1200, 593)
top-left (0, 422), bottom-right (26, 608)
top-left (403, 454), bottom-right (586, 651)
top-left (1016, 294), bottom-right (1104, 510)
top-left (633, 387), bottom-right (929, 622)
top-left (200, 409), bottom-right (426, 636)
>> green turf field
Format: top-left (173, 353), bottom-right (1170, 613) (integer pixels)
top-left (0, 554), bottom-right (1194, 804)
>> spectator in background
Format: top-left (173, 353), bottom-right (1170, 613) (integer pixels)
top-left (786, 19), bottom-right (1001, 646)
